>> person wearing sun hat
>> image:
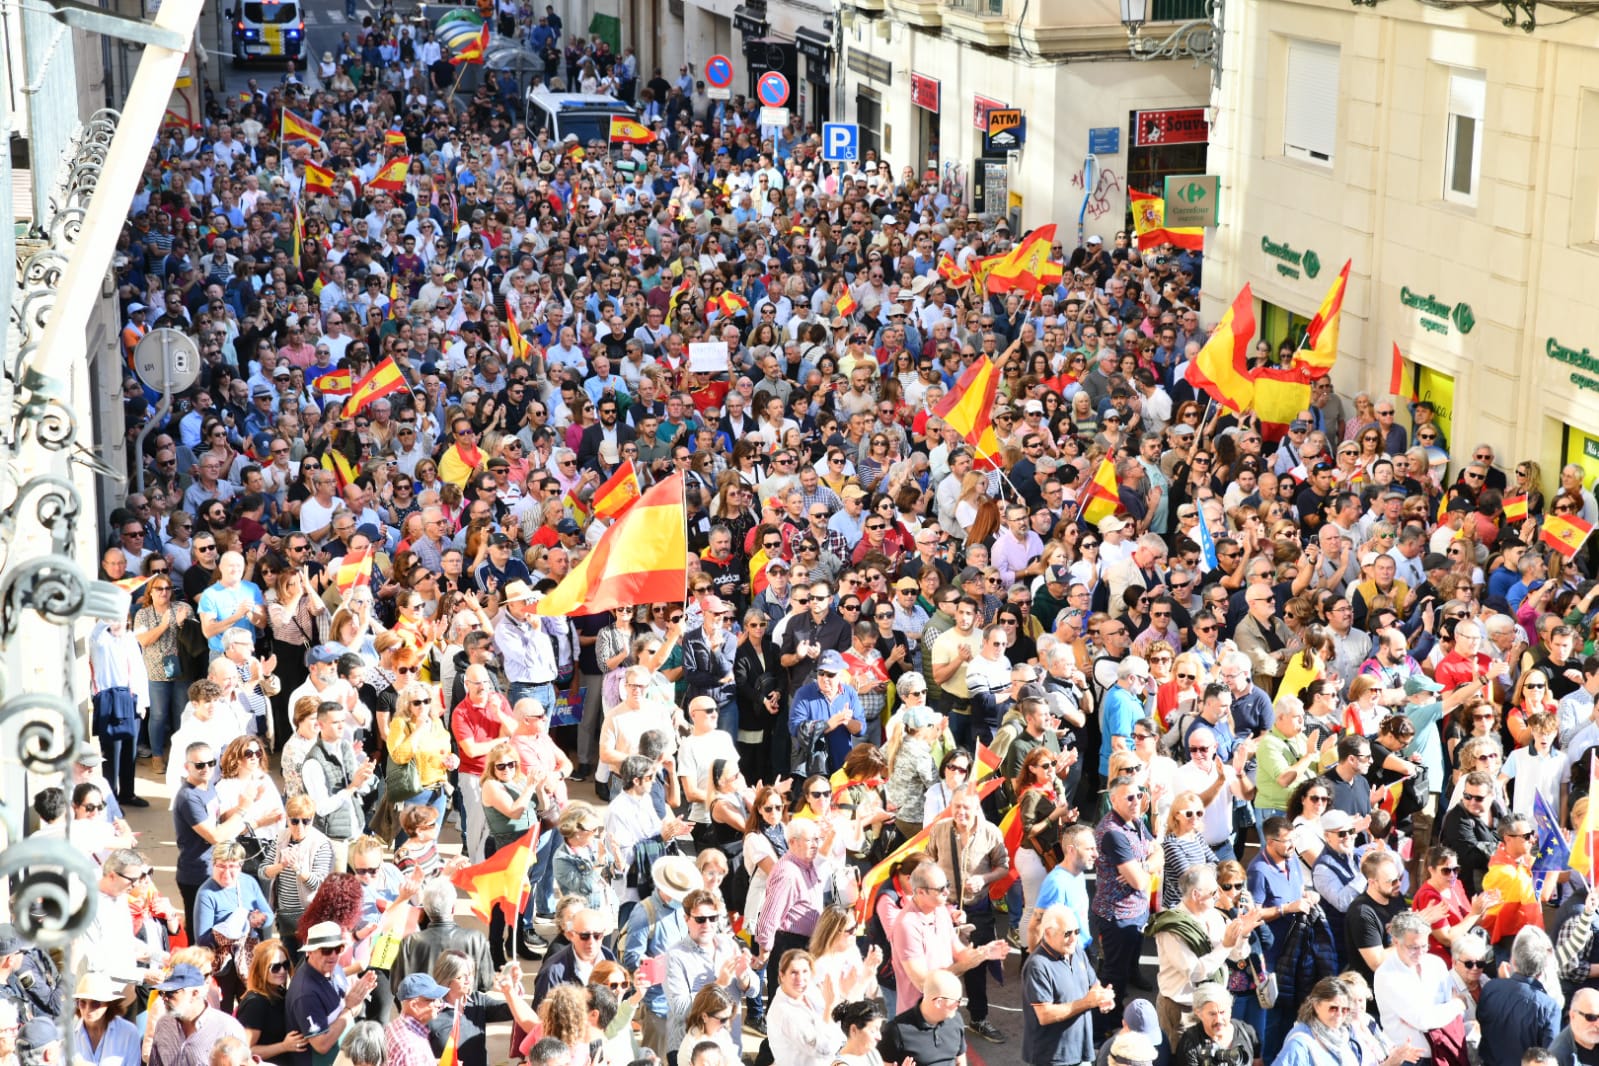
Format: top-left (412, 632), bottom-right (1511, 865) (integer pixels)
top-left (73, 972), bottom-right (137, 1066)
top-left (619, 854), bottom-right (704, 1057)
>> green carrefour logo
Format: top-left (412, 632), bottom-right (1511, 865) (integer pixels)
top-left (1302, 250), bottom-right (1321, 280)
top-left (1452, 302), bottom-right (1476, 335)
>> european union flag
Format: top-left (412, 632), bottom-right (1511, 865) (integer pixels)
top-left (1533, 790), bottom-right (1571, 872)
top-left (1196, 503), bottom-right (1219, 572)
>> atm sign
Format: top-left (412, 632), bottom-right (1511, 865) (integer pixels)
top-left (987, 109), bottom-right (1022, 137)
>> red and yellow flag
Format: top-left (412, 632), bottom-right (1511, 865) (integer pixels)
top-left (931, 357), bottom-right (1005, 471)
top-left (1081, 458), bottom-right (1122, 528)
top-left (451, 22), bottom-right (490, 64)
top-left (505, 296), bottom-right (533, 362)
top-left (1502, 495), bottom-right (1529, 523)
top-left (1184, 284), bottom-right (1257, 414)
top-left (437, 1007), bottom-right (460, 1066)
top-left (291, 200), bottom-right (303, 269)
top-left (835, 289), bottom-right (858, 317)
top-left (937, 254), bottom-right (972, 288)
top-left (451, 827), bottom-right (536, 923)
top-left (281, 109), bottom-right (324, 146)
top-left (974, 741), bottom-right (1002, 782)
top-left (303, 161), bottom-right (336, 197)
top-left (1250, 366), bottom-right (1313, 443)
top-left (1129, 189), bottom-right (1203, 251)
top-left (1572, 753), bottom-right (1599, 878)
top-left (590, 460), bottom-right (642, 521)
top-left (1291, 259), bottom-right (1350, 380)
top-left (854, 774), bottom-right (1006, 925)
top-left (315, 368), bottom-right (353, 396)
top-left (536, 475), bottom-right (689, 618)
top-left (384, 127), bottom-right (407, 148)
top-left (609, 116), bottom-right (656, 144)
top-left (336, 547), bottom-right (373, 595)
top-left (985, 224), bottom-right (1056, 296)
top-left (342, 355), bottom-right (409, 418)
top-left (327, 447), bottom-right (359, 491)
top-left (1542, 512), bottom-right (1594, 560)
top-left (368, 156), bottom-right (409, 193)
top-left (989, 800), bottom-right (1029, 900)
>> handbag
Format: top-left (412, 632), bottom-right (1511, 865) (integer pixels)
top-left (386, 754), bottom-right (423, 805)
top-left (1253, 953), bottom-right (1279, 1009)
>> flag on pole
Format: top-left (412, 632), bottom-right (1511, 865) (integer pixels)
top-left (937, 254), bottom-right (972, 287)
top-left (505, 297), bottom-right (533, 362)
top-left (985, 224), bottom-right (1057, 296)
top-left (368, 157), bottom-right (410, 193)
top-left (327, 448), bottom-right (359, 491)
top-left (1195, 502), bottom-right (1219, 571)
top-left (1184, 284), bottom-right (1257, 413)
top-left (835, 289), bottom-right (857, 317)
top-left (281, 109), bottom-right (324, 146)
top-left (1250, 365), bottom-right (1314, 443)
top-left (303, 161), bottom-right (336, 196)
top-left (1129, 189), bottom-right (1204, 251)
top-left (450, 826), bottom-right (537, 923)
top-left (1080, 458), bottom-right (1122, 528)
top-left (1532, 790), bottom-right (1572, 872)
top-left (974, 742), bottom-right (1002, 782)
top-left (342, 356), bottom-right (409, 418)
top-left (590, 460), bottom-right (642, 520)
top-left (1541, 511), bottom-right (1595, 559)
top-left (1291, 259), bottom-right (1351, 380)
top-left (437, 1007), bottom-right (461, 1066)
top-left (1389, 342), bottom-right (1418, 401)
top-left (608, 116), bottom-right (656, 144)
top-left (384, 127), bottom-right (407, 147)
top-left (536, 475), bottom-right (689, 618)
top-left (335, 547), bottom-right (373, 595)
top-left (989, 803), bottom-right (1027, 899)
top-left (450, 21), bottom-right (490, 64)
top-left (931, 357), bottom-right (1006, 470)
top-left (314, 368), bottom-right (353, 396)
top-left (1502, 495), bottom-right (1529, 523)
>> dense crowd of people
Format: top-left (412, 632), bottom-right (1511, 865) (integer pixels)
top-left (46, 10), bottom-right (1599, 1066)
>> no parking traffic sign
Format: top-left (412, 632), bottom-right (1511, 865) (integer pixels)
top-left (704, 54), bottom-right (734, 89)
top-left (756, 70), bottom-right (790, 108)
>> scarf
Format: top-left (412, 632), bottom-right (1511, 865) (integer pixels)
top-left (1303, 1020), bottom-right (1359, 1066)
top-left (762, 820), bottom-right (788, 859)
top-left (1148, 907), bottom-right (1226, 987)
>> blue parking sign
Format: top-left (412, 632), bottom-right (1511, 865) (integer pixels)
top-left (822, 123), bottom-right (858, 162)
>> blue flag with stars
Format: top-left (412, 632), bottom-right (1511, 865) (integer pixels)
top-left (1533, 789), bottom-right (1570, 872)
top-left (1196, 503), bottom-right (1219, 572)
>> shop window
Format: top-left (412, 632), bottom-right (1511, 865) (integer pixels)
top-left (1444, 69), bottom-right (1485, 204)
top-left (1283, 39), bottom-right (1339, 166)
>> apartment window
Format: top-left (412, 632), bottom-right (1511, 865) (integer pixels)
top-left (1283, 39), bottom-right (1339, 166)
top-left (856, 89), bottom-right (882, 161)
top-left (1445, 70), bottom-right (1486, 203)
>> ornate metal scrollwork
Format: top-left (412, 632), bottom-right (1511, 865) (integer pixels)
top-left (0, 554), bottom-right (88, 639)
top-left (0, 838), bottom-right (100, 947)
top-left (0, 692), bottom-right (84, 777)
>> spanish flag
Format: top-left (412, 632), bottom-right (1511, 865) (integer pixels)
top-left (1081, 458), bottom-right (1122, 527)
top-left (1184, 284), bottom-right (1256, 414)
top-left (437, 1008), bottom-right (460, 1066)
top-left (450, 21), bottom-right (489, 64)
top-left (315, 368), bottom-right (353, 396)
top-left (1541, 511), bottom-right (1594, 560)
top-left (335, 547), bottom-right (373, 595)
top-left (930, 357), bottom-right (1005, 471)
top-left (1571, 752), bottom-right (1599, 878)
top-left (749, 547), bottom-right (773, 597)
top-left (1129, 188), bottom-right (1203, 251)
top-left (854, 773), bottom-right (1005, 925)
top-left (590, 460), bottom-right (642, 521)
top-left (937, 253), bottom-right (972, 288)
top-left (342, 355), bottom-right (409, 418)
top-left (974, 741), bottom-right (1002, 782)
top-left (281, 108), bottom-right (324, 146)
top-left (327, 447), bottom-right (359, 491)
top-left (835, 289), bottom-right (858, 317)
top-left (985, 224), bottom-right (1056, 296)
top-left (609, 116), bottom-right (656, 144)
top-left (505, 296), bottom-right (533, 362)
top-left (303, 161), bottom-right (336, 197)
top-left (451, 826), bottom-right (536, 923)
top-left (1250, 365), bottom-right (1313, 443)
top-left (384, 127), bottom-right (407, 148)
top-left (988, 795), bottom-right (1031, 899)
top-left (536, 475), bottom-right (688, 618)
top-left (714, 291), bottom-right (750, 320)
top-left (368, 156), bottom-right (409, 193)
top-left (1502, 495), bottom-right (1529, 523)
top-left (1291, 259), bottom-right (1350, 380)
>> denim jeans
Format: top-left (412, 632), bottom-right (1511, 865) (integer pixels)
top-left (508, 681), bottom-right (555, 714)
top-left (393, 786), bottom-right (449, 849)
top-left (147, 679), bottom-right (181, 760)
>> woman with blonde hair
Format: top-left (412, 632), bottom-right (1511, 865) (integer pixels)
top-left (385, 681), bottom-right (454, 833)
top-left (538, 983), bottom-right (596, 1063)
top-left (807, 904), bottom-right (880, 1003)
top-left (260, 794), bottom-right (333, 955)
top-left (1160, 790), bottom-right (1218, 909)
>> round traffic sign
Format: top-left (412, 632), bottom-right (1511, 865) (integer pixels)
top-left (133, 328), bottom-right (200, 394)
top-left (755, 71), bottom-right (790, 108)
top-left (704, 54), bottom-right (734, 90)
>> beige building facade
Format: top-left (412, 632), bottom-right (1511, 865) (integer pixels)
top-left (1204, 0), bottom-right (1599, 490)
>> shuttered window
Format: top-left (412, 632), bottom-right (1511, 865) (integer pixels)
top-left (1284, 39), bottom-right (1339, 166)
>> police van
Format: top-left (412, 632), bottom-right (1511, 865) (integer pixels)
top-left (524, 88), bottom-right (641, 148)
top-left (230, 0), bottom-right (307, 66)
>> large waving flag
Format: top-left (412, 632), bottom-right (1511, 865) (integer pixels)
top-left (368, 157), bottom-right (409, 193)
top-left (451, 21), bottom-right (489, 63)
top-left (1184, 284), bottom-right (1256, 413)
top-left (931, 357), bottom-right (1005, 470)
top-left (505, 297), bottom-right (533, 362)
top-left (1541, 511), bottom-right (1595, 560)
top-left (609, 116), bottom-right (656, 144)
top-left (281, 108), bottom-right (324, 146)
top-left (937, 254), bottom-right (972, 287)
top-left (590, 460), bottom-right (642, 521)
top-left (536, 475), bottom-right (688, 617)
top-left (1250, 365), bottom-right (1313, 443)
top-left (342, 356), bottom-right (409, 418)
top-left (854, 774), bottom-right (1005, 925)
top-left (986, 224), bottom-right (1056, 296)
top-left (303, 161), bottom-right (336, 197)
top-left (1291, 259), bottom-right (1351, 380)
top-left (314, 368), bottom-right (353, 397)
top-left (1081, 458), bottom-right (1122, 528)
top-left (451, 827), bottom-right (536, 923)
top-left (1129, 189), bottom-right (1203, 251)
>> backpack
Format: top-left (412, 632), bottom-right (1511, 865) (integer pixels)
top-left (793, 720), bottom-right (830, 777)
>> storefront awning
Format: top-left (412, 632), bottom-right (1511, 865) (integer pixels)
top-left (733, 6), bottom-right (769, 36)
top-left (795, 25), bottom-right (833, 64)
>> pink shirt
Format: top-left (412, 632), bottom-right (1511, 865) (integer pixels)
top-left (889, 902), bottom-right (958, 1011)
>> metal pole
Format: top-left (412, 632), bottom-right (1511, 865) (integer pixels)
top-left (25, 0), bottom-right (205, 377)
top-left (132, 335), bottom-right (174, 495)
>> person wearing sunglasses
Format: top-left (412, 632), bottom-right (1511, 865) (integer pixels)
top-left (236, 938), bottom-right (310, 1063)
top-left (261, 795), bottom-right (335, 956)
top-left (173, 737), bottom-right (253, 938)
top-left (385, 681), bottom-right (456, 840)
top-left (285, 922), bottom-right (380, 1062)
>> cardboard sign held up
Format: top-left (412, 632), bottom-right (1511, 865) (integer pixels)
top-left (688, 341), bottom-right (731, 373)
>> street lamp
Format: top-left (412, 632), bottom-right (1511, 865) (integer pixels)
top-left (1120, 0), bottom-right (1223, 83)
